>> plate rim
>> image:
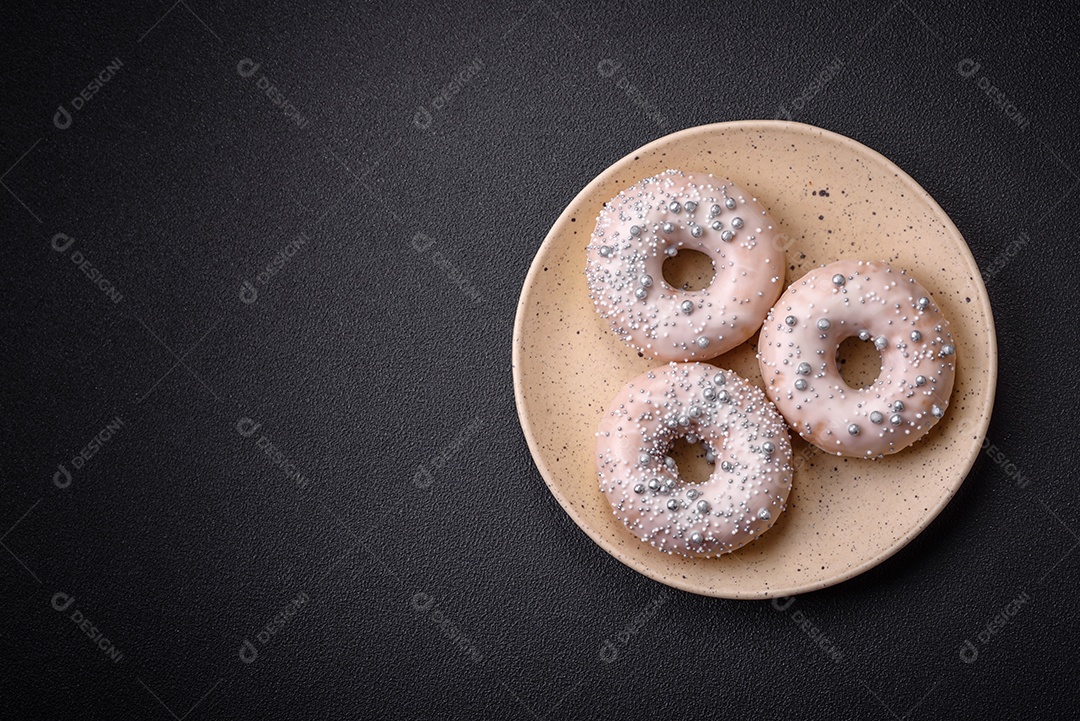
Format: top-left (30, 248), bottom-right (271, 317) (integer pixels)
top-left (512, 119), bottom-right (998, 599)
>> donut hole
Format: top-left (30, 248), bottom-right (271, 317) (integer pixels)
top-left (667, 436), bottom-right (714, 484)
top-left (836, 336), bottom-right (883, 390)
top-left (662, 249), bottom-right (715, 291)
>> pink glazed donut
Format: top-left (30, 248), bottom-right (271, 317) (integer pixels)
top-left (586, 170), bottom-right (785, 362)
top-left (595, 363), bottom-right (793, 557)
top-left (757, 260), bottom-right (957, 458)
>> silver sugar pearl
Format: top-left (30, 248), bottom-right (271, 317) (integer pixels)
top-left (696, 336), bottom-right (710, 348)
top-left (858, 329), bottom-right (871, 341)
top-left (695, 500), bottom-right (710, 513)
top-left (931, 404), bottom-right (945, 418)
top-left (681, 300), bottom-right (695, 314)
top-left (941, 344), bottom-right (955, 356)
top-left (758, 508), bottom-right (771, 520)
top-left (648, 478), bottom-right (660, 490)
top-left (915, 375), bottom-right (927, 387)
top-left (703, 387), bottom-right (717, 401)
top-left (910, 330), bottom-right (922, 342)
top-left (638, 453), bottom-right (651, 465)
top-left (662, 222), bottom-right (675, 233)
top-left (705, 450), bottom-right (715, 463)
top-left (870, 411), bottom-right (884, 424)
top-left (669, 201), bottom-right (681, 213)
top-left (686, 433), bottom-right (698, 444)
top-left (796, 362), bottom-right (811, 375)
top-left (832, 274), bottom-right (845, 286)
top-left (731, 217), bottom-right (744, 229)
top-left (688, 405), bottom-right (702, 418)
top-left (633, 483), bottom-right (646, 494)
top-left (665, 456), bottom-right (677, 468)
top-left (785, 315), bottom-right (797, 326)
top-left (817, 318), bottom-right (831, 330)
top-left (635, 286), bottom-right (648, 299)
top-left (629, 225), bottom-right (641, 236)
top-left (640, 274), bottom-right (653, 287)
top-left (794, 379), bottom-right (808, 391)
top-left (710, 204), bottom-right (722, 215)
top-left (666, 499), bottom-right (679, 511)
top-left (762, 441), bottom-right (775, 455)
top-left (890, 414), bottom-right (903, 426)
top-left (917, 297), bottom-right (930, 310)
top-left (690, 531), bottom-right (704, 544)
top-left (665, 246), bottom-right (678, 256)
top-left (717, 389), bottom-right (730, 403)
top-left (725, 197), bottom-right (736, 209)
top-left (684, 201), bottom-right (698, 213)
top-left (848, 424), bottom-right (860, 435)
top-left (690, 224), bottom-right (703, 238)
top-left (678, 415), bottom-right (690, 427)
top-left (892, 400), bottom-right (905, 412)
top-left (721, 461), bottom-right (733, 472)
top-left (874, 336), bottom-right (888, 351)
top-left (599, 245), bottom-right (612, 257)
top-left (721, 230), bottom-right (734, 242)
top-left (686, 488), bottom-right (699, 499)
top-left (711, 220), bottom-right (723, 231)
top-left (714, 373), bottom-right (726, 385)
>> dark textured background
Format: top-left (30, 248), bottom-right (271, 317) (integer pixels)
top-left (3, 1), bottom-right (1079, 719)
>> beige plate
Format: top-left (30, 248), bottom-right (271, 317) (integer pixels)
top-left (512, 121), bottom-right (997, 599)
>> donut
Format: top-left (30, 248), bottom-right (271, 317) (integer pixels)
top-left (586, 170), bottom-right (785, 362)
top-left (757, 260), bottom-right (957, 458)
top-left (595, 362), bottom-right (793, 557)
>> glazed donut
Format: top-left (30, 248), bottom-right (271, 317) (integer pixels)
top-left (595, 363), bottom-right (793, 557)
top-left (586, 170), bottom-right (785, 362)
top-left (757, 260), bottom-right (956, 458)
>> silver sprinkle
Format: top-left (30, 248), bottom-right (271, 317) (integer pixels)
top-left (648, 478), bottom-right (660, 490)
top-left (762, 441), bottom-right (775, 454)
top-left (710, 204), bottom-right (722, 216)
top-left (725, 198), bottom-right (736, 209)
top-left (669, 201), bottom-right (681, 213)
top-left (931, 404), bottom-right (945, 418)
top-left (731, 217), bottom-right (744, 229)
top-left (640, 274), bottom-right (653, 287)
top-left (817, 318), bottom-right (831, 330)
top-left (678, 415), bottom-right (690, 426)
top-left (665, 246), bottom-right (678, 256)
top-left (690, 531), bottom-right (704, 544)
top-left (758, 508), bottom-right (771, 520)
top-left (916, 297), bottom-right (930, 310)
top-left (890, 414), bottom-right (903, 426)
top-left (635, 286), bottom-right (648, 299)
top-left (690, 224), bottom-right (703, 238)
top-left (870, 411), bottom-right (884, 424)
top-left (705, 451), bottom-right (715, 463)
top-left (794, 379), bottom-right (808, 391)
top-left (858, 329), bottom-right (871, 341)
top-left (599, 245), bottom-right (612, 257)
top-left (941, 344), bottom-right (955, 356)
top-left (717, 389), bottom-right (730, 403)
top-left (633, 483), bottom-right (645, 494)
top-left (711, 220), bottom-right (723, 231)
top-left (714, 373), bottom-right (726, 385)
top-left (721, 230), bottom-right (734, 242)
top-left (796, 362), bottom-right (811, 375)
top-left (892, 400), bottom-right (905, 412)
top-left (785, 315), bottom-right (797, 326)
top-left (910, 330), bottom-right (922, 342)
top-left (662, 222), bottom-right (675, 233)
top-left (687, 488), bottom-right (699, 499)
top-left (684, 201), bottom-right (698, 213)
top-left (915, 375), bottom-right (927, 387)
top-left (848, 423), bottom-right (860, 435)
top-left (665, 456), bottom-right (677, 468)
top-left (681, 300), bottom-right (694, 315)
top-left (638, 453), bottom-right (651, 465)
top-left (629, 225), bottom-right (641, 237)
top-left (696, 336), bottom-right (710, 348)
top-left (832, 274), bottom-right (845, 286)
top-left (874, 336), bottom-right (888, 351)
top-left (721, 461), bottom-right (733, 472)
top-left (666, 499), bottom-right (679, 511)
top-left (695, 500), bottom-right (710, 513)
top-left (688, 405), bottom-right (702, 418)
top-left (703, 387), bottom-right (717, 401)
top-left (686, 434), bottom-right (698, 444)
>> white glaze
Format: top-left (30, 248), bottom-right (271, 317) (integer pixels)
top-left (757, 260), bottom-right (956, 457)
top-left (586, 170), bottom-right (785, 361)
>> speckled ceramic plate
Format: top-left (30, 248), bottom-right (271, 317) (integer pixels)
top-left (512, 121), bottom-right (996, 599)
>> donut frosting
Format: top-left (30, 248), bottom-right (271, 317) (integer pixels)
top-left (586, 170), bottom-right (785, 361)
top-left (757, 260), bottom-right (956, 458)
top-left (595, 363), bottom-right (793, 557)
